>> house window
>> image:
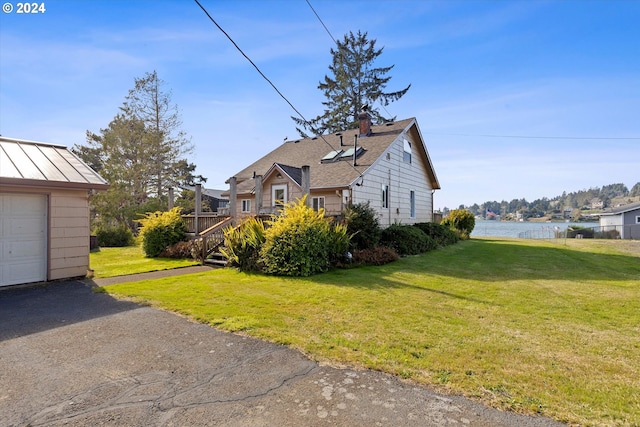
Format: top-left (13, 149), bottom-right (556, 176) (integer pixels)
top-left (382, 184), bottom-right (389, 209)
top-left (272, 184), bottom-right (287, 206)
top-left (636, 216), bottom-right (640, 224)
top-left (241, 199), bottom-right (251, 213)
top-left (312, 196), bottom-right (325, 211)
top-left (410, 190), bottom-right (416, 218)
top-left (403, 139), bottom-right (412, 164)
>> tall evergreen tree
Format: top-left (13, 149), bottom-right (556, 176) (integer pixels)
top-left (74, 71), bottom-right (202, 229)
top-left (121, 70), bottom-right (193, 198)
top-left (293, 30), bottom-right (410, 136)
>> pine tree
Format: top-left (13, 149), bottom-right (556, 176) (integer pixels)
top-left (74, 71), bottom-right (202, 229)
top-left (121, 71), bottom-right (193, 198)
top-left (293, 30), bottom-right (410, 136)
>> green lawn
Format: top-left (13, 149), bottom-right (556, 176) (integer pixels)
top-left (101, 238), bottom-right (640, 426)
top-left (89, 246), bottom-right (199, 278)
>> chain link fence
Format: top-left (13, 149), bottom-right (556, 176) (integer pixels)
top-left (519, 224), bottom-right (640, 240)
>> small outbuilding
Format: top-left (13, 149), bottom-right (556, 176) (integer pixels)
top-left (599, 201), bottom-right (640, 240)
top-left (0, 137), bottom-right (109, 287)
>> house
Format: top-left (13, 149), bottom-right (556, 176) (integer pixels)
top-left (224, 113), bottom-right (440, 226)
top-left (0, 137), bottom-right (109, 287)
top-left (590, 198), bottom-right (605, 210)
top-left (176, 185), bottom-right (229, 213)
top-left (599, 201), bottom-right (640, 239)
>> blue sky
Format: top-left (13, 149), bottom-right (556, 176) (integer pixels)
top-left (1, 0), bottom-right (639, 210)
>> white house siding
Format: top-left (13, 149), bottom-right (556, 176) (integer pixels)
top-left (49, 189), bottom-right (90, 280)
top-left (600, 214), bottom-right (622, 228)
top-left (299, 189), bottom-right (344, 216)
top-left (352, 133), bottom-right (433, 227)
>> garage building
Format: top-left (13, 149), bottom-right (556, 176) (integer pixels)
top-left (0, 136), bottom-right (109, 287)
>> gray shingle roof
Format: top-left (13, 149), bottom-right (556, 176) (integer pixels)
top-left (228, 118), bottom-right (438, 195)
top-left (0, 137), bottom-right (109, 190)
top-left (601, 201), bottom-right (640, 215)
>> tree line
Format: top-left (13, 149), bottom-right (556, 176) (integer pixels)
top-left (451, 182), bottom-right (640, 220)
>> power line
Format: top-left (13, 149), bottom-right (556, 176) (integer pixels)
top-left (193, 0), bottom-right (364, 178)
top-left (194, 0), bottom-right (307, 126)
top-left (304, 0), bottom-right (395, 120)
top-left (419, 132), bottom-right (640, 140)
top-left (305, 0), bottom-right (336, 44)
top-left (304, 2), bottom-right (637, 142)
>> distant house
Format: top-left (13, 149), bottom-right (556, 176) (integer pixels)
top-left (179, 185), bottom-right (229, 213)
top-left (590, 198), bottom-right (605, 210)
top-left (0, 137), bottom-right (108, 287)
top-left (599, 201), bottom-right (640, 239)
top-left (223, 113), bottom-right (440, 226)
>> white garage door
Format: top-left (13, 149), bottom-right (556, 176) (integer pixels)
top-left (0, 193), bottom-right (47, 287)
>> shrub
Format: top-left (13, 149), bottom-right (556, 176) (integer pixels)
top-left (414, 222), bottom-right (459, 247)
top-left (220, 217), bottom-right (266, 272)
top-left (95, 223), bottom-right (135, 247)
top-left (261, 197), bottom-right (349, 277)
top-left (137, 208), bottom-right (187, 257)
top-left (379, 224), bottom-right (436, 256)
top-left (441, 209), bottom-right (475, 239)
top-left (351, 246), bottom-right (399, 266)
top-left (343, 202), bottom-right (381, 250)
top-left (159, 240), bottom-right (197, 259)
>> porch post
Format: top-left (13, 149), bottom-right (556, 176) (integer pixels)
top-left (195, 183), bottom-right (202, 235)
top-left (255, 174), bottom-right (263, 215)
top-left (301, 165), bottom-right (310, 206)
top-left (168, 187), bottom-right (174, 210)
top-left (229, 176), bottom-right (237, 224)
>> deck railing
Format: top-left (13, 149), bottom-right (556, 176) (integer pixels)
top-left (182, 214), bottom-right (228, 235)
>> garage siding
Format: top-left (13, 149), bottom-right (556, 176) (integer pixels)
top-left (49, 190), bottom-right (90, 280)
top-left (0, 188), bottom-right (91, 286)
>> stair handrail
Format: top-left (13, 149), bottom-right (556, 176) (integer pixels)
top-left (196, 216), bottom-right (234, 264)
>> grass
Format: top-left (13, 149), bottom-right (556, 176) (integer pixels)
top-left (89, 245), bottom-right (199, 278)
top-left (99, 238), bottom-right (640, 426)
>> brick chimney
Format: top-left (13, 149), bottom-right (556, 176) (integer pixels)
top-left (358, 105), bottom-right (372, 136)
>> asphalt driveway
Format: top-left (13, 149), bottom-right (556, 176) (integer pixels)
top-left (0, 280), bottom-right (565, 426)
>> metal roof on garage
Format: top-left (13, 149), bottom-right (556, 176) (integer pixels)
top-left (0, 137), bottom-right (109, 190)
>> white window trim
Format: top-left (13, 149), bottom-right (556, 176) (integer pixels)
top-left (312, 196), bottom-right (325, 211)
top-left (272, 184), bottom-right (287, 206)
top-left (410, 190), bottom-right (416, 219)
top-left (382, 184), bottom-right (389, 209)
top-left (403, 138), bottom-right (412, 164)
top-left (241, 199), bottom-right (251, 213)
top-left (636, 215), bottom-right (640, 224)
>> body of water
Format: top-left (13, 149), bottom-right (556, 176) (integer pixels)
top-left (471, 220), bottom-right (599, 238)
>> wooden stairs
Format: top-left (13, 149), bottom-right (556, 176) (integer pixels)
top-left (192, 216), bottom-right (234, 266)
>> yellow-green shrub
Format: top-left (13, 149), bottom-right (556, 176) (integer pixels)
top-left (441, 209), bottom-right (475, 239)
top-left (220, 217), bottom-right (266, 272)
top-left (261, 197), bottom-right (349, 276)
top-left (137, 208), bottom-right (187, 257)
